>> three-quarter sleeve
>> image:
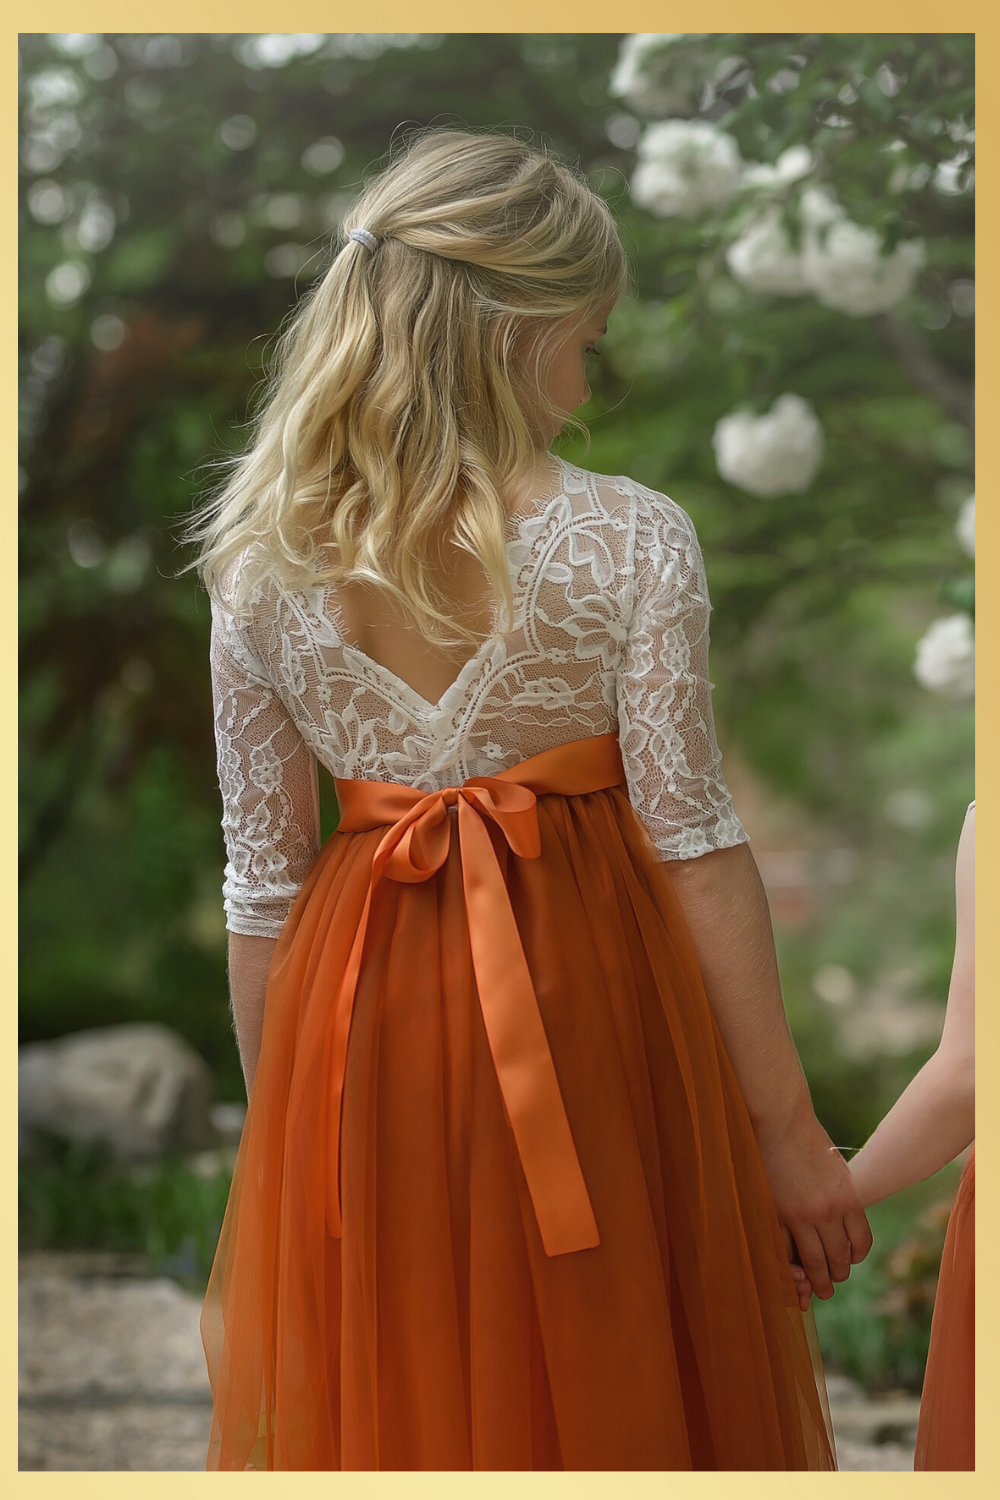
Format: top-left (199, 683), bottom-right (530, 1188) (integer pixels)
top-left (616, 486), bottom-right (749, 860)
top-left (210, 597), bottom-right (321, 936)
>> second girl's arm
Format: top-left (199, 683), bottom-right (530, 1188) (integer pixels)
top-left (848, 806), bottom-right (975, 1207)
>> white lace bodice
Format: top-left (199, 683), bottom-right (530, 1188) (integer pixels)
top-left (210, 459), bottom-right (749, 936)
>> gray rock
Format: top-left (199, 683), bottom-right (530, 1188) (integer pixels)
top-left (19, 1024), bottom-right (216, 1160)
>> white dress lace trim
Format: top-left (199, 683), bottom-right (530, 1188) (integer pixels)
top-left (210, 458), bottom-right (749, 936)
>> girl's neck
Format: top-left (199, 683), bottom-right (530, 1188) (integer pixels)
top-left (506, 449), bottom-right (561, 520)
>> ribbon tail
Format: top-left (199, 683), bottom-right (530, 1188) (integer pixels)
top-left (322, 801), bottom-right (449, 1240)
top-left (457, 799), bottom-right (600, 1256)
top-left (324, 877), bottom-right (378, 1238)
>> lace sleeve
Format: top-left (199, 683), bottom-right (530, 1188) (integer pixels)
top-left (210, 597), bottom-right (321, 937)
top-left (616, 486), bottom-right (749, 860)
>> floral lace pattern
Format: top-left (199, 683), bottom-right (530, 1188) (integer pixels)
top-left (210, 459), bottom-right (748, 936)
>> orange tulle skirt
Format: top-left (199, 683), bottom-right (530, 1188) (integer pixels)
top-left (200, 734), bottom-right (835, 1470)
top-left (914, 1147), bottom-right (975, 1470)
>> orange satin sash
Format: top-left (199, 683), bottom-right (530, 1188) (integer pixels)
top-left (329, 732), bottom-right (625, 1257)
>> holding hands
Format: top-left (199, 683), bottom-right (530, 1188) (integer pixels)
top-left (664, 841), bottom-right (873, 1313)
top-left (755, 1116), bottom-right (872, 1310)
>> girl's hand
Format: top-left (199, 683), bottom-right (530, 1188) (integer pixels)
top-left (757, 1117), bottom-right (873, 1300)
top-left (786, 1245), bottom-right (814, 1310)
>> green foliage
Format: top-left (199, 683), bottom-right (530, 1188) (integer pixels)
top-left (812, 1166), bottom-right (962, 1392)
top-left (19, 1133), bottom-right (233, 1290)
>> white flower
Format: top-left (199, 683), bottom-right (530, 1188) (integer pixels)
top-left (742, 145), bottom-right (814, 191)
top-left (609, 33), bottom-right (707, 117)
top-left (955, 494), bottom-right (975, 557)
top-left (802, 218), bottom-right (925, 317)
top-left (799, 185), bottom-right (844, 228)
top-left (713, 394), bottom-right (824, 498)
top-left (726, 210), bottom-right (811, 296)
top-left (731, 182), bottom-right (925, 316)
top-left (913, 614), bottom-right (974, 699)
top-left (632, 120), bottom-right (743, 220)
top-left (934, 152), bottom-right (974, 196)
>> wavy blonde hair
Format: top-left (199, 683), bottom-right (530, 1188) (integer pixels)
top-left (191, 128), bottom-right (627, 644)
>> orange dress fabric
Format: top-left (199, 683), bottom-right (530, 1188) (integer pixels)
top-left (200, 733), bottom-right (835, 1470)
top-left (914, 1147), bottom-right (975, 1470)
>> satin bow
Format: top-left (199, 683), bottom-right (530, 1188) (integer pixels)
top-left (328, 733), bottom-right (625, 1256)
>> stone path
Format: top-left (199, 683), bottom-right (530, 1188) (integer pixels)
top-left (824, 1375), bottom-right (918, 1472)
top-left (19, 1252), bottom-right (213, 1471)
top-left (18, 1252), bottom-right (917, 1471)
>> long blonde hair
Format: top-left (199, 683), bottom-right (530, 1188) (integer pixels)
top-left (191, 128), bottom-right (627, 644)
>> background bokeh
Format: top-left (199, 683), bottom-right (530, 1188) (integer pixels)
top-left (19, 32), bottom-right (973, 1394)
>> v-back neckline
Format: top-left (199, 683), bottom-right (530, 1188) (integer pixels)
top-left (324, 458), bottom-right (568, 717)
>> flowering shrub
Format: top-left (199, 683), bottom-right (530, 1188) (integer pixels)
top-left (609, 30), bottom-right (974, 747)
top-left (712, 394), bottom-right (824, 497)
top-left (726, 210), bottom-right (811, 296)
top-left (631, 120), bottom-right (743, 220)
top-left (955, 494), bottom-right (974, 557)
top-left (627, 63), bottom-right (927, 320)
top-left (728, 190), bottom-right (925, 315)
top-left (608, 32), bottom-right (710, 118)
top-left (913, 614), bottom-right (974, 700)
top-left (802, 218), bottom-right (925, 317)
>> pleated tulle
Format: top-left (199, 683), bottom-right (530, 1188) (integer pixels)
top-left (201, 785), bottom-right (835, 1470)
top-left (914, 1148), bottom-right (975, 1471)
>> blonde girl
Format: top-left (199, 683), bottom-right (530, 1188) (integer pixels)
top-left (196, 129), bottom-right (871, 1471)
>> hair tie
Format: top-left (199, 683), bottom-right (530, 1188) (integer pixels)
top-left (348, 228), bottom-right (378, 252)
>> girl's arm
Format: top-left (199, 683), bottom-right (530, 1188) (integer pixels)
top-left (210, 597), bottom-right (321, 1098)
top-left (666, 842), bottom-right (873, 1300)
top-left (228, 933), bottom-right (279, 1095)
top-left (619, 490), bottom-right (871, 1301)
top-left (848, 806), bottom-right (975, 1207)
top-left (617, 492), bottom-right (869, 1302)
